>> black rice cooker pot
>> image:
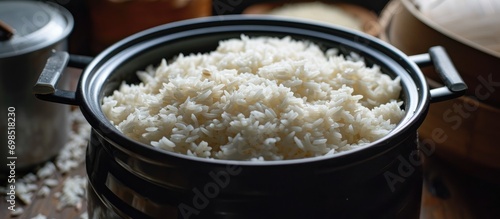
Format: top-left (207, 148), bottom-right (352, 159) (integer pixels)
top-left (33, 15), bottom-right (466, 219)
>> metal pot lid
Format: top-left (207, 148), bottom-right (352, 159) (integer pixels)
top-left (0, 1), bottom-right (73, 58)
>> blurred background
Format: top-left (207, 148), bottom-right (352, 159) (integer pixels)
top-left (45, 0), bottom-right (388, 56)
top-left (53, 0), bottom-right (391, 56)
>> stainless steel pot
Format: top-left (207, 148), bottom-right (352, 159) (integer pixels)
top-left (0, 1), bottom-right (73, 174)
top-left (34, 16), bottom-right (466, 218)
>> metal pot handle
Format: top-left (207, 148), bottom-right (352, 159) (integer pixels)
top-left (33, 51), bottom-right (93, 105)
top-left (0, 20), bottom-right (15, 41)
top-left (409, 46), bottom-right (467, 103)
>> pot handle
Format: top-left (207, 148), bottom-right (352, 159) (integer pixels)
top-left (0, 20), bottom-right (15, 41)
top-left (409, 46), bottom-right (467, 103)
top-left (33, 51), bottom-right (93, 105)
top-left (35, 47), bottom-right (466, 104)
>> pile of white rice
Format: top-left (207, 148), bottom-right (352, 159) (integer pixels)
top-left (101, 35), bottom-right (404, 161)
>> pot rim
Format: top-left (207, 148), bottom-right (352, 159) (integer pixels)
top-left (78, 15), bottom-right (430, 166)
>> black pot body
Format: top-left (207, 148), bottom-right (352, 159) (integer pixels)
top-left (77, 16), bottom-right (431, 219)
top-left (87, 130), bottom-right (422, 219)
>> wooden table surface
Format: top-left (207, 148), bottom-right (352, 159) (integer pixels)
top-left (420, 155), bottom-right (500, 219)
top-left (1, 113), bottom-right (500, 218)
top-left (0, 165), bottom-right (87, 219)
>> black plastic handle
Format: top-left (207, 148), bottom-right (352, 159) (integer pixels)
top-left (409, 46), bottom-right (468, 103)
top-left (33, 51), bottom-right (93, 105)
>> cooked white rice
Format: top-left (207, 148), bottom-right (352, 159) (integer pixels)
top-left (101, 35), bottom-right (404, 161)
